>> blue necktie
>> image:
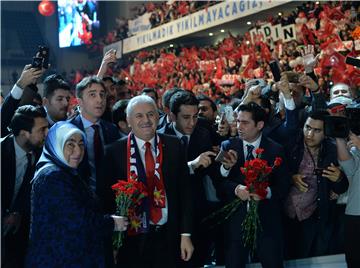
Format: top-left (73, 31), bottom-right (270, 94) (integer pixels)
top-left (246, 144), bottom-right (255, 160)
top-left (181, 136), bottom-right (188, 147)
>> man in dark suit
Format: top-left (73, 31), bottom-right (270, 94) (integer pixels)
top-left (158, 91), bottom-right (220, 266)
top-left (215, 102), bottom-right (290, 268)
top-left (104, 95), bottom-right (194, 268)
top-left (69, 76), bottom-right (120, 210)
top-left (1, 105), bottom-right (48, 268)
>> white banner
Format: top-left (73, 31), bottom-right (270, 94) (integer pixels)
top-left (103, 40), bottom-right (123, 59)
top-left (123, 0), bottom-right (292, 54)
top-left (128, 12), bottom-right (152, 36)
top-left (251, 23), bottom-right (296, 43)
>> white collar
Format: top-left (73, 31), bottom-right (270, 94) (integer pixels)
top-left (243, 134), bottom-right (262, 151)
top-left (80, 114), bottom-right (100, 129)
top-left (172, 123), bottom-right (191, 140)
top-left (13, 138), bottom-right (27, 161)
top-left (134, 135), bottom-right (156, 151)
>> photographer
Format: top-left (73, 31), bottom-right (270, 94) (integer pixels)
top-left (1, 64), bottom-right (44, 137)
top-left (336, 133), bottom-right (360, 268)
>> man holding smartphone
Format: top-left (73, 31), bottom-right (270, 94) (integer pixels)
top-left (215, 102), bottom-right (290, 268)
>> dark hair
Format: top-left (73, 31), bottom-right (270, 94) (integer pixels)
top-left (9, 105), bottom-right (47, 136)
top-left (169, 90), bottom-right (199, 116)
top-left (196, 94), bottom-right (217, 112)
top-left (237, 102), bottom-right (266, 124)
top-left (142, 87), bottom-right (158, 100)
top-left (76, 76), bottom-right (106, 98)
top-left (43, 74), bottom-right (70, 99)
top-left (114, 79), bottom-right (126, 87)
top-left (112, 99), bottom-right (129, 124)
top-left (162, 87), bottom-right (183, 108)
top-left (102, 76), bottom-right (114, 84)
top-left (308, 110), bottom-right (330, 122)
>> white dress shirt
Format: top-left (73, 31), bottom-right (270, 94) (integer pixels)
top-left (11, 138), bottom-right (33, 207)
top-left (80, 114), bottom-right (104, 192)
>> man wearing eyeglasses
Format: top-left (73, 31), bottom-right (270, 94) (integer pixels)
top-left (283, 111), bottom-right (348, 259)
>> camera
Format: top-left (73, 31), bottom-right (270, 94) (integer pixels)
top-left (31, 46), bottom-right (49, 69)
top-left (324, 101), bottom-right (360, 138)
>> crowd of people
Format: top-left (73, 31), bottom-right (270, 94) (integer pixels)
top-left (65, 1), bottom-right (359, 98)
top-left (88, 1), bottom-right (218, 54)
top-left (1, 1), bottom-right (360, 268)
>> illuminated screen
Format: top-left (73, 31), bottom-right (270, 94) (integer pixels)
top-left (58, 0), bottom-right (99, 48)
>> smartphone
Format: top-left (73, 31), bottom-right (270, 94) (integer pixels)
top-left (313, 168), bottom-right (324, 176)
top-left (215, 150), bottom-right (230, 162)
top-left (269, 60), bottom-right (281, 82)
top-left (224, 106), bottom-right (234, 123)
top-left (32, 56), bottom-right (43, 69)
top-left (38, 46), bottom-right (49, 68)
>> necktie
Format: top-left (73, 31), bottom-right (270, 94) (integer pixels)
top-left (145, 142), bottom-right (162, 224)
top-left (246, 144), bottom-right (255, 160)
top-left (181, 136), bottom-right (188, 147)
top-left (92, 125), bottom-right (103, 167)
top-left (24, 153), bottom-right (33, 180)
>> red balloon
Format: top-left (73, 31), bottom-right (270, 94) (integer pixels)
top-left (38, 1), bottom-right (55, 17)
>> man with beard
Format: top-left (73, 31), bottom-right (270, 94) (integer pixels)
top-left (42, 74), bottom-right (71, 126)
top-left (1, 105), bottom-right (48, 268)
top-left (283, 111), bottom-right (348, 258)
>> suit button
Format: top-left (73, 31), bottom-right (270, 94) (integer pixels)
top-left (317, 198), bottom-right (320, 201)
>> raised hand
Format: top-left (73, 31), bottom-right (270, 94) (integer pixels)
top-left (298, 44), bottom-right (319, 73)
top-left (16, 64), bottom-right (44, 89)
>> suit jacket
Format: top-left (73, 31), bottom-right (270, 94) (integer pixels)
top-left (215, 136), bottom-right (291, 241)
top-left (104, 133), bottom-right (193, 260)
top-left (1, 134), bottom-right (40, 216)
top-left (68, 114), bottom-right (120, 212)
top-left (1, 134), bottom-right (40, 266)
top-left (285, 133), bottom-right (348, 223)
top-left (158, 123), bottom-right (217, 218)
top-left (1, 94), bottom-right (21, 138)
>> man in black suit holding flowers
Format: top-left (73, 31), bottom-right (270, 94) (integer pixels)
top-left (104, 95), bottom-right (194, 268)
top-left (214, 102), bottom-right (291, 268)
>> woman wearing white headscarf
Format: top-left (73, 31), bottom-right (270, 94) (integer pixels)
top-left (25, 122), bottom-right (127, 267)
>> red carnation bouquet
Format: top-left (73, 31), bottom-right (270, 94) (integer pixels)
top-left (202, 148), bottom-right (282, 254)
top-left (240, 148), bottom-right (282, 253)
top-left (111, 178), bottom-right (148, 249)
